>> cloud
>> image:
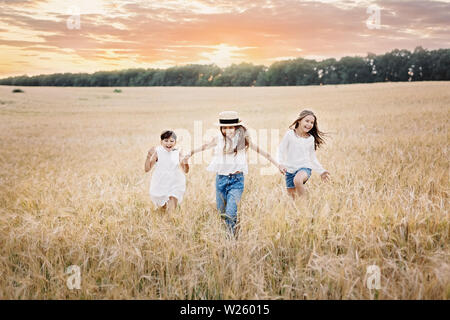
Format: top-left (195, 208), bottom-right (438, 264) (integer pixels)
top-left (0, 0), bottom-right (449, 77)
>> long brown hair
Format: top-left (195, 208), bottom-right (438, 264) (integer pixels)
top-left (220, 125), bottom-right (250, 155)
top-left (289, 110), bottom-right (326, 150)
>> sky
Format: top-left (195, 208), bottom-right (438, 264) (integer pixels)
top-left (0, 0), bottom-right (449, 77)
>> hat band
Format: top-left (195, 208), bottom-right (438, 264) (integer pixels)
top-left (219, 118), bottom-right (239, 124)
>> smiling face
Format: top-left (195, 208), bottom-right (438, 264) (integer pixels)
top-left (221, 126), bottom-right (236, 138)
top-left (161, 137), bottom-right (176, 151)
top-left (298, 115), bottom-right (315, 134)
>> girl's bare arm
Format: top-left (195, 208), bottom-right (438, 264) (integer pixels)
top-left (144, 149), bottom-right (158, 172)
top-left (179, 153), bottom-right (189, 173)
top-left (249, 142), bottom-right (286, 174)
top-left (189, 137), bottom-right (217, 156)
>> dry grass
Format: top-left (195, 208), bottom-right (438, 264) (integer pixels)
top-left (0, 82), bottom-right (448, 299)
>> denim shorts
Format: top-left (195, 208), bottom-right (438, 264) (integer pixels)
top-left (285, 167), bottom-right (312, 189)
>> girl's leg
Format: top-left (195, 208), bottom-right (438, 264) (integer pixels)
top-left (166, 196), bottom-right (178, 212)
top-left (216, 174), bottom-right (227, 214)
top-left (285, 172), bottom-right (297, 199)
top-left (224, 175), bottom-right (244, 235)
top-left (293, 171), bottom-right (309, 197)
top-left (287, 188), bottom-right (296, 199)
top-left (225, 188), bottom-right (243, 234)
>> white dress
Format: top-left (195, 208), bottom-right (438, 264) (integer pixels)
top-left (149, 146), bottom-right (186, 207)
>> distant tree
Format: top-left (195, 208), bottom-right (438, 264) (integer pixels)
top-left (429, 48), bottom-right (450, 80)
top-left (1, 48), bottom-right (449, 87)
top-left (410, 47), bottom-right (430, 81)
top-left (266, 60), bottom-right (290, 86)
top-left (255, 68), bottom-right (268, 86)
top-left (216, 63), bottom-right (264, 86)
top-left (149, 70), bottom-right (166, 86)
top-left (335, 56), bottom-right (372, 84)
top-left (317, 58), bottom-right (339, 84)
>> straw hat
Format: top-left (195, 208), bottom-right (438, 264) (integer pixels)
top-left (215, 111), bottom-right (244, 126)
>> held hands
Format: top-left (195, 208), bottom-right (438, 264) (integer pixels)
top-left (181, 154), bottom-right (191, 164)
top-left (278, 164), bottom-right (287, 175)
top-left (182, 150), bottom-right (194, 163)
top-left (321, 171), bottom-right (331, 182)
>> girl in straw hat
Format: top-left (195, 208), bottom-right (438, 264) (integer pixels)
top-left (278, 109), bottom-right (330, 199)
top-left (183, 111), bottom-right (284, 236)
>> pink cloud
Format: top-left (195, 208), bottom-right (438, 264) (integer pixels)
top-left (0, 0), bottom-right (449, 77)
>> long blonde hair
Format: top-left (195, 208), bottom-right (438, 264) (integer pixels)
top-left (220, 125), bottom-right (250, 155)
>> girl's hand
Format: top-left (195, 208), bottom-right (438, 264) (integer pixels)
top-left (147, 147), bottom-right (156, 158)
top-left (321, 171), bottom-right (330, 182)
top-left (278, 164), bottom-right (287, 175)
top-left (145, 147), bottom-right (157, 172)
top-left (181, 155), bottom-right (190, 164)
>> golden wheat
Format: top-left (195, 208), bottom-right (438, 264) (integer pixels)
top-left (0, 82), bottom-right (448, 299)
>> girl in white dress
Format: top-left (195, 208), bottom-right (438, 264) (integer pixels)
top-left (145, 130), bottom-right (189, 212)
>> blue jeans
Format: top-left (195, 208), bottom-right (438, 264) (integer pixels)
top-left (215, 172), bottom-right (244, 234)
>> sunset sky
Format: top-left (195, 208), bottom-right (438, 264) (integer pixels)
top-left (1, 0), bottom-right (449, 78)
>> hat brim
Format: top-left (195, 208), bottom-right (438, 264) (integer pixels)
top-left (215, 121), bottom-right (244, 127)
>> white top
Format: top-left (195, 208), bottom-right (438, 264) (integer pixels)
top-left (277, 130), bottom-right (326, 175)
top-left (207, 132), bottom-right (248, 175)
top-left (149, 146), bottom-right (186, 206)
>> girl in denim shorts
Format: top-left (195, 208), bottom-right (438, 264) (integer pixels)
top-left (278, 110), bottom-right (331, 199)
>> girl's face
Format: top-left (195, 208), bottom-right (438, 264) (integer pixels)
top-left (221, 126), bottom-right (236, 138)
top-left (161, 137), bottom-right (176, 151)
top-left (298, 115), bottom-right (315, 133)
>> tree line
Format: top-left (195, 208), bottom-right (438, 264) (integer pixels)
top-left (1, 47), bottom-right (449, 87)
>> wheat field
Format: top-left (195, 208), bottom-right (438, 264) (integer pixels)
top-left (0, 82), bottom-right (448, 299)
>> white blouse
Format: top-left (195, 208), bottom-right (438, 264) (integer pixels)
top-left (207, 132), bottom-right (248, 175)
top-left (277, 130), bottom-right (326, 175)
